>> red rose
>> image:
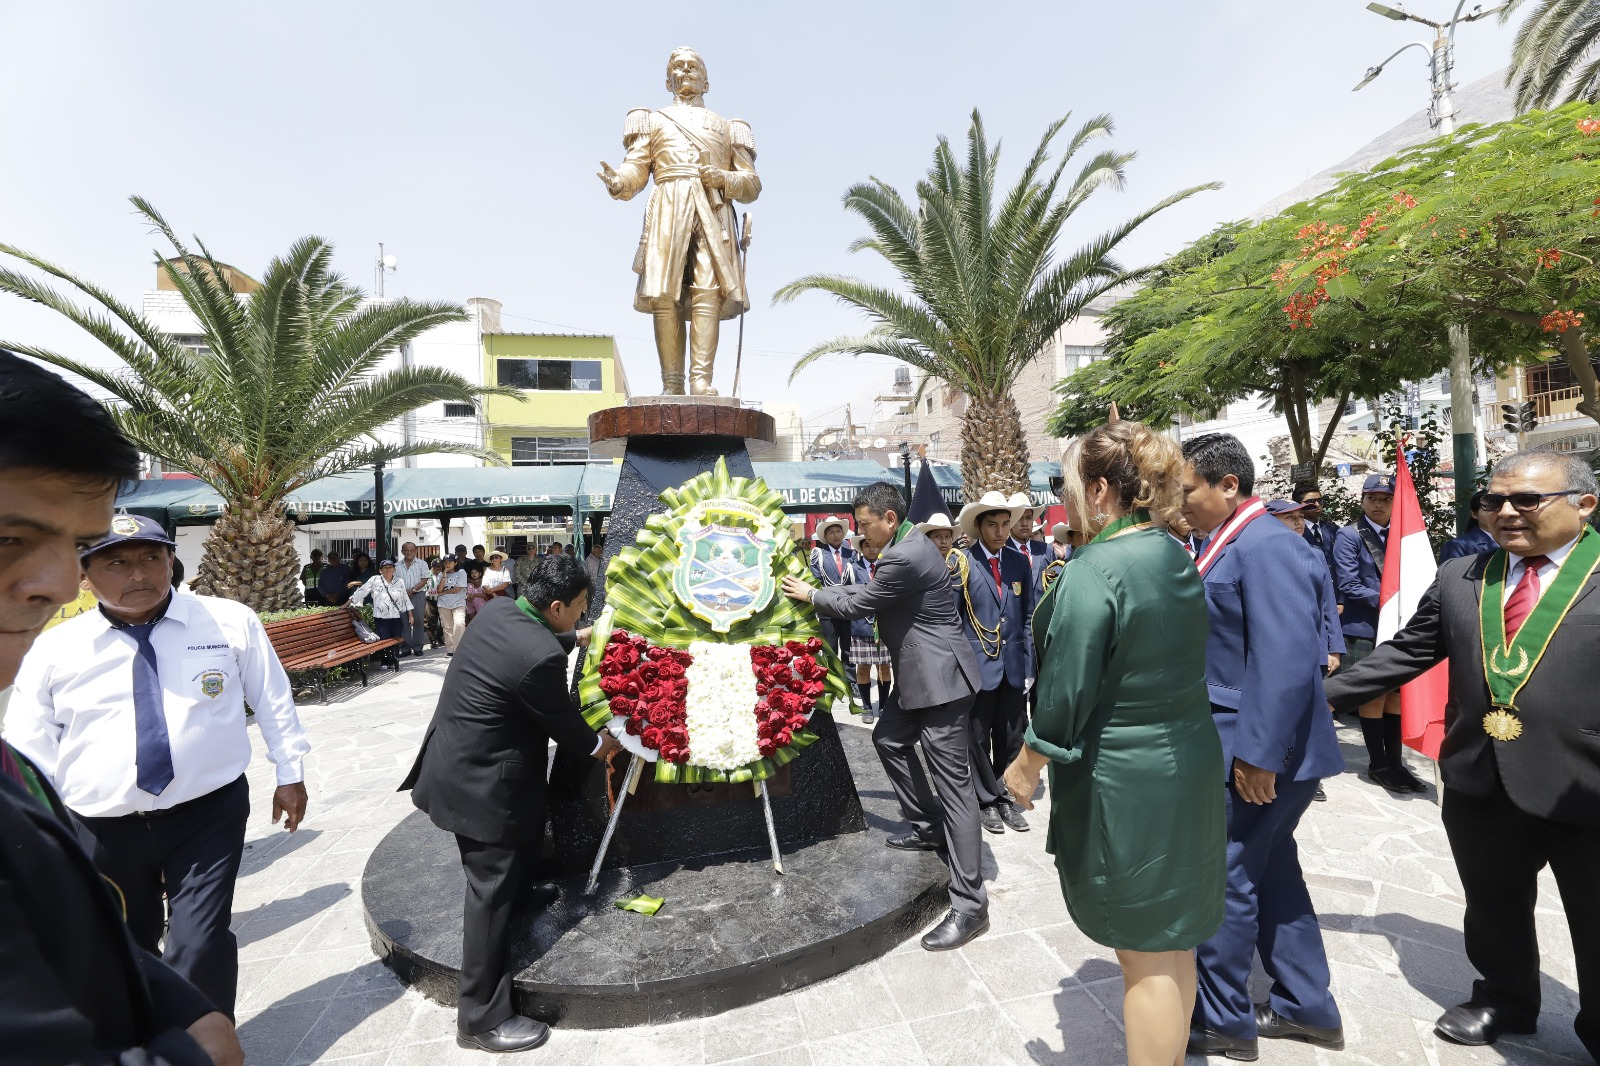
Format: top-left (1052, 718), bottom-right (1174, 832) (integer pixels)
top-left (776, 728), bottom-right (793, 747)
top-left (624, 717), bottom-right (642, 736)
top-left (805, 637), bottom-right (823, 653)
top-left (641, 726), bottom-right (664, 749)
top-left (669, 679), bottom-right (689, 701)
top-left (758, 740), bottom-right (777, 757)
top-left (647, 705), bottom-right (674, 727)
top-left (599, 676), bottom-right (627, 697)
top-left (799, 680), bottom-right (825, 699)
top-left (609, 696), bottom-right (636, 716)
top-left (637, 661), bottom-right (660, 683)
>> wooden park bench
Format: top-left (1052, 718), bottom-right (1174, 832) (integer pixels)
top-left (264, 608), bottom-right (405, 703)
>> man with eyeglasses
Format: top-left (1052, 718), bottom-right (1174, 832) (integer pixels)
top-left (1325, 451), bottom-right (1600, 1060)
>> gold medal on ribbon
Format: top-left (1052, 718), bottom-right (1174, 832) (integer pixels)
top-left (1483, 708), bottom-right (1524, 742)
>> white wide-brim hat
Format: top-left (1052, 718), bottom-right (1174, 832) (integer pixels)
top-left (957, 491), bottom-right (1026, 541)
top-left (915, 512), bottom-right (956, 535)
top-left (1051, 522), bottom-right (1072, 543)
top-left (814, 514), bottom-right (850, 538)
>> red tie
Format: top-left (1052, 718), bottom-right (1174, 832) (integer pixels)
top-left (833, 549), bottom-right (842, 576)
top-left (989, 555), bottom-right (1003, 594)
top-left (1503, 555), bottom-right (1550, 639)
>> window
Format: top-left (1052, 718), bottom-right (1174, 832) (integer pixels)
top-left (496, 358), bottom-right (603, 392)
top-left (925, 397), bottom-right (934, 414)
top-left (443, 403), bottom-right (475, 419)
top-left (1527, 357), bottom-right (1600, 395)
top-left (510, 436), bottom-right (590, 466)
top-left (1061, 345), bottom-right (1102, 375)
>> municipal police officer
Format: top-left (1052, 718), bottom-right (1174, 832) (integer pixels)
top-left (7, 516), bottom-right (311, 1016)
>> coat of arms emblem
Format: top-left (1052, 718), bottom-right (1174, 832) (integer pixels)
top-left (671, 499), bottom-right (779, 633)
top-left (198, 669), bottom-right (226, 699)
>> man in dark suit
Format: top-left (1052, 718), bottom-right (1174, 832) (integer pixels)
top-left (1293, 483), bottom-right (1341, 571)
top-left (953, 491), bottom-right (1034, 835)
top-left (808, 515), bottom-right (858, 702)
top-left (783, 482), bottom-right (987, 951)
top-left (1180, 434), bottom-right (1346, 1060)
top-left (1333, 474), bottom-right (1426, 794)
top-left (1326, 451), bottom-right (1600, 1060)
top-left (401, 555), bottom-right (622, 1054)
top-left (0, 348), bottom-right (242, 1065)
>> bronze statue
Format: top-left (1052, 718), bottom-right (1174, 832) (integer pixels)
top-left (598, 47), bottom-right (760, 396)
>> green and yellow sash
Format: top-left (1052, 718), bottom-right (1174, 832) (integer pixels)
top-left (1478, 527), bottom-right (1600, 740)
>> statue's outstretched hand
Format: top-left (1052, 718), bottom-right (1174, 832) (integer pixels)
top-left (597, 161), bottom-right (623, 196)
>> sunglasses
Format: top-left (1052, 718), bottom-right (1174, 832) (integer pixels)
top-left (1481, 489), bottom-right (1582, 513)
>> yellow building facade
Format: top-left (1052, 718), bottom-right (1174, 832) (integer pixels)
top-left (481, 333), bottom-right (631, 465)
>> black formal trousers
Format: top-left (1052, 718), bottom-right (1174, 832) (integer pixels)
top-left (1442, 784), bottom-right (1600, 1060)
top-left (871, 692), bottom-right (987, 917)
top-left (74, 774), bottom-right (250, 1017)
top-left (455, 834), bottom-right (533, 1036)
top-left (968, 681), bottom-right (1027, 808)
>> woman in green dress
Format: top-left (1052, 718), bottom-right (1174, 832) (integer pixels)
top-left (1005, 421), bottom-right (1225, 1066)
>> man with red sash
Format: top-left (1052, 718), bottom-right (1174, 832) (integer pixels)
top-left (1326, 451), bottom-right (1600, 1060)
top-left (1180, 434), bottom-right (1346, 1060)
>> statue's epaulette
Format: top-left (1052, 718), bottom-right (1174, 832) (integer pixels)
top-left (729, 118), bottom-right (755, 154)
top-left (623, 107), bottom-right (652, 139)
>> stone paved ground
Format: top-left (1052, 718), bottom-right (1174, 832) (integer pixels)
top-left (231, 658), bottom-right (1588, 1065)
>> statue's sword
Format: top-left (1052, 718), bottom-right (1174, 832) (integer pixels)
top-left (733, 212), bottom-right (753, 398)
top-left (583, 752), bottom-right (643, 896)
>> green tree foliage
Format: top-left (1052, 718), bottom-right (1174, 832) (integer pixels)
top-left (1504, 0), bottom-right (1600, 110)
top-left (0, 198), bottom-right (503, 610)
top-left (777, 110), bottom-right (1213, 498)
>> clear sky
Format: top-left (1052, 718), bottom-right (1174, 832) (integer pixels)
top-left (0, 1), bottom-right (1522, 437)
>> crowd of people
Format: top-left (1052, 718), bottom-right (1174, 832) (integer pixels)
top-left (3, 339), bottom-right (1596, 1065)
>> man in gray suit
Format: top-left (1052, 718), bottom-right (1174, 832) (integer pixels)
top-left (782, 482), bottom-right (988, 951)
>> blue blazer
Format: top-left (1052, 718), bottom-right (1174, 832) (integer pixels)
top-left (958, 544), bottom-right (1034, 690)
top-left (1302, 520), bottom-right (1340, 572)
top-left (1438, 526), bottom-right (1497, 563)
top-left (1332, 521), bottom-right (1384, 640)
top-left (809, 544), bottom-right (857, 587)
top-left (1199, 515), bottom-right (1344, 782)
top-left (1316, 553), bottom-right (1346, 658)
top-left (848, 554), bottom-right (878, 641)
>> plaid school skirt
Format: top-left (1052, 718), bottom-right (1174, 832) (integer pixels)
top-left (850, 635), bottom-right (891, 666)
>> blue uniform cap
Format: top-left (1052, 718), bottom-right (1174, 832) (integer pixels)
top-left (81, 514), bottom-right (176, 560)
top-left (1264, 498), bottom-right (1308, 515)
top-left (1362, 473), bottom-right (1396, 495)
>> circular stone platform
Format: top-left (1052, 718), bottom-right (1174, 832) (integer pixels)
top-left (362, 725), bottom-right (950, 1028)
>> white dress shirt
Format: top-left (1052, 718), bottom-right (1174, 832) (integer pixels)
top-left (4, 593), bottom-right (310, 817)
top-left (1502, 535), bottom-right (1580, 604)
top-left (393, 557), bottom-right (431, 596)
top-left (349, 574), bottom-right (413, 619)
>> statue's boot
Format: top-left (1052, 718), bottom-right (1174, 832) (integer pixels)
top-left (688, 287), bottom-right (722, 396)
top-left (653, 306), bottom-right (687, 395)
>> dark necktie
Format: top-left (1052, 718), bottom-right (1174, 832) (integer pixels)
top-left (1310, 526), bottom-right (1322, 546)
top-left (1503, 555), bottom-right (1550, 640)
top-left (989, 555), bottom-right (1003, 594)
top-left (124, 621), bottom-right (175, 796)
top-left (832, 550), bottom-right (842, 579)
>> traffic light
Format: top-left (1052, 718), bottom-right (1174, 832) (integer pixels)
top-left (1501, 401), bottom-right (1539, 434)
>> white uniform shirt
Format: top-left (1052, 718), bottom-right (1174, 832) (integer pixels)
top-left (4, 593), bottom-right (310, 817)
top-left (349, 574), bottom-right (413, 619)
top-left (1502, 535), bottom-right (1579, 605)
top-left (393, 557), bottom-right (431, 597)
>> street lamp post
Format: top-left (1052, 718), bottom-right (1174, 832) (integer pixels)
top-left (1354, 1), bottom-right (1504, 535)
top-left (899, 442), bottom-right (913, 511)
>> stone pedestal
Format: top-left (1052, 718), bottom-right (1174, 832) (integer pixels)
top-left (544, 399), bottom-right (863, 876)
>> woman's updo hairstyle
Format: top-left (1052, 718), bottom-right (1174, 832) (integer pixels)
top-left (1064, 421), bottom-right (1186, 531)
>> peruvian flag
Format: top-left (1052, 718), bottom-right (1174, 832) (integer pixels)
top-left (1375, 449), bottom-right (1449, 759)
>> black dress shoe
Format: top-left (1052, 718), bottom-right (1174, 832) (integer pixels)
top-left (998, 799), bottom-right (1030, 832)
top-left (1390, 763), bottom-right (1428, 793)
top-left (979, 805), bottom-right (1006, 834)
top-left (457, 1015), bottom-right (551, 1053)
top-left (1314, 784), bottom-right (1327, 801)
top-left (519, 882), bottom-right (559, 910)
top-left (886, 832), bottom-right (942, 852)
top-left (1366, 766), bottom-right (1415, 794)
top-left (1187, 1026), bottom-right (1259, 1061)
top-left (1256, 1004), bottom-right (1344, 1049)
top-left (1433, 1002), bottom-right (1537, 1046)
top-left (920, 909), bottom-right (989, 951)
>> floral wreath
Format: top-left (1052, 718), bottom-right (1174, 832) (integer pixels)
top-left (578, 458), bottom-right (856, 784)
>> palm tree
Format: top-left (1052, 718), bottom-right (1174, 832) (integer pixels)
top-left (0, 197), bottom-right (503, 611)
top-left (776, 110), bottom-right (1215, 497)
top-left (1503, 0), bottom-right (1600, 110)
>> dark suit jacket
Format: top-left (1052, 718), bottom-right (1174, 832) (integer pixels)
top-left (808, 544), bottom-right (856, 586)
top-left (0, 754), bottom-right (214, 1065)
top-left (812, 528), bottom-right (980, 711)
top-left (1199, 514), bottom-right (1345, 782)
top-left (401, 597), bottom-right (597, 844)
top-left (1302, 519), bottom-right (1340, 573)
top-left (1439, 526), bottom-right (1498, 563)
top-left (1333, 520), bottom-right (1385, 639)
top-left (957, 545), bottom-right (1034, 690)
top-left (1325, 550), bottom-right (1600, 825)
